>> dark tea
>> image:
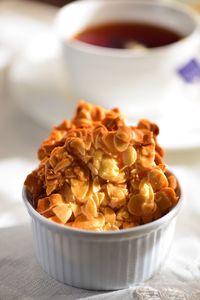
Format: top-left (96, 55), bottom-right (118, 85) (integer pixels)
top-left (73, 22), bottom-right (182, 49)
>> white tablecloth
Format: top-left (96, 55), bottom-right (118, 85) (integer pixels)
top-left (0, 1), bottom-right (200, 299)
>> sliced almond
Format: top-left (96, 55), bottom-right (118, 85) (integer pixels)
top-left (70, 202), bottom-right (82, 218)
top-left (48, 215), bottom-right (63, 224)
top-left (71, 179), bottom-right (89, 202)
top-left (104, 207), bottom-right (116, 224)
top-left (52, 204), bottom-right (72, 224)
top-left (128, 194), bottom-right (146, 216)
top-left (148, 169), bottom-right (168, 191)
top-left (83, 197), bottom-right (98, 220)
top-left (122, 146), bottom-right (137, 166)
top-left (72, 213), bottom-right (105, 230)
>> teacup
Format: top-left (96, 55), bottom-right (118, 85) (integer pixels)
top-left (55, 0), bottom-right (200, 120)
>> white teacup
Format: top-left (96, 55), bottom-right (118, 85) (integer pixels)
top-left (55, 0), bottom-right (200, 120)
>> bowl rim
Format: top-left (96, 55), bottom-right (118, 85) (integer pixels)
top-left (54, 0), bottom-right (200, 58)
top-left (22, 175), bottom-right (183, 237)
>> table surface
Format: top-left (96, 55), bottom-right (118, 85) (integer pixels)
top-left (0, 1), bottom-right (200, 299)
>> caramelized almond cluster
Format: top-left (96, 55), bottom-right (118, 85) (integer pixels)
top-left (25, 101), bottom-right (179, 231)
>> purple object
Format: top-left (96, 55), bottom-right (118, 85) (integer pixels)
top-left (178, 59), bottom-right (200, 83)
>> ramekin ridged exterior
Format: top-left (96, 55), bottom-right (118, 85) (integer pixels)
top-left (23, 187), bottom-right (182, 290)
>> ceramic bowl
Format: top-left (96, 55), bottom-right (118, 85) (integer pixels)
top-left (23, 176), bottom-right (182, 290)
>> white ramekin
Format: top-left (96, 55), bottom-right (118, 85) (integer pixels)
top-left (23, 185), bottom-right (183, 290)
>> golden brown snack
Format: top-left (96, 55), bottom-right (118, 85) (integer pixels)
top-left (24, 101), bottom-right (179, 231)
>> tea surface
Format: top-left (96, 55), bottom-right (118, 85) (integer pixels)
top-left (73, 22), bottom-right (182, 49)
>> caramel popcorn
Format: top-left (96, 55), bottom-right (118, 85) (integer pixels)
top-left (24, 101), bottom-right (180, 231)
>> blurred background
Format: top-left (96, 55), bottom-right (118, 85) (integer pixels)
top-left (0, 0), bottom-right (199, 220)
top-left (0, 0), bottom-right (200, 297)
top-left (0, 0), bottom-right (199, 224)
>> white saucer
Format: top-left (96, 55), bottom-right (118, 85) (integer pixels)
top-left (7, 2), bottom-right (200, 151)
